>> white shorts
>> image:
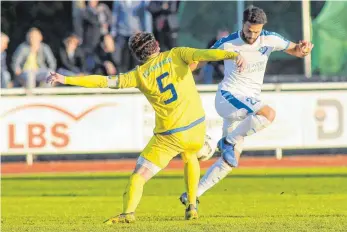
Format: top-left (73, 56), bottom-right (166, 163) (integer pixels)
top-left (215, 89), bottom-right (265, 136)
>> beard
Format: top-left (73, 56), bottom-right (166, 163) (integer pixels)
top-left (241, 31), bottom-right (257, 44)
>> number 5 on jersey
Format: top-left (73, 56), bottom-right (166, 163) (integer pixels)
top-left (156, 72), bottom-right (178, 104)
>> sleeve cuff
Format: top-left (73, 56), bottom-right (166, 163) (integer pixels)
top-left (107, 75), bottom-right (119, 88)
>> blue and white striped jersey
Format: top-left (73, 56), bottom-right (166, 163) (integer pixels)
top-left (212, 30), bottom-right (290, 97)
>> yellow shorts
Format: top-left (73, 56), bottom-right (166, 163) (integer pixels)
top-left (141, 121), bottom-right (206, 168)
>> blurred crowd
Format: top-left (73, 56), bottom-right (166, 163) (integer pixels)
top-left (1, 1), bottom-right (346, 89)
top-left (1, 0), bottom-right (183, 88)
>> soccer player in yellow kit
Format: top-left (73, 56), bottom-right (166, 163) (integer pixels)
top-left (48, 32), bottom-right (244, 222)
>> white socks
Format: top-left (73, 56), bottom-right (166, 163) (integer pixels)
top-left (196, 114), bottom-right (272, 198)
top-left (197, 157), bottom-right (232, 197)
top-left (226, 114), bottom-right (271, 144)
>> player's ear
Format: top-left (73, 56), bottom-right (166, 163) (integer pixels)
top-left (155, 41), bottom-right (161, 52)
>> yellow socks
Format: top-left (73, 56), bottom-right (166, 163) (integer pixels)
top-left (184, 155), bottom-right (200, 207)
top-left (123, 173), bottom-right (146, 213)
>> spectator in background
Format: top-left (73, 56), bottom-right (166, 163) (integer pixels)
top-left (111, 1), bottom-right (152, 73)
top-left (12, 28), bottom-right (56, 88)
top-left (143, 0), bottom-right (153, 35)
top-left (57, 34), bottom-right (86, 77)
top-left (1, 32), bottom-right (11, 88)
top-left (81, 0), bottom-right (101, 72)
top-left (97, 2), bottom-right (112, 36)
top-left (148, 1), bottom-right (180, 51)
top-left (199, 29), bottom-right (230, 84)
top-left (72, 0), bottom-right (86, 40)
top-left (94, 34), bottom-right (118, 75)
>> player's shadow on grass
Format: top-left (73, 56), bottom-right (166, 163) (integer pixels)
top-left (3, 173), bottom-right (347, 181)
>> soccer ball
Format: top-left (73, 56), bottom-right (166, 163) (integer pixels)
top-left (196, 134), bottom-right (217, 161)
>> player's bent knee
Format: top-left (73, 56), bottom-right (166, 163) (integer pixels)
top-left (257, 106), bottom-right (276, 122)
top-left (134, 156), bottom-right (162, 181)
top-left (267, 108), bottom-right (276, 122)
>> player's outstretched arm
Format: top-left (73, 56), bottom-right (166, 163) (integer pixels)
top-left (194, 49), bottom-right (246, 72)
top-left (192, 49), bottom-right (239, 62)
top-left (47, 70), bottom-right (138, 89)
top-left (47, 72), bottom-right (116, 88)
top-left (179, 47), bottom-right (246, 72)
top-left (285, 41), bottom-right (314, 58)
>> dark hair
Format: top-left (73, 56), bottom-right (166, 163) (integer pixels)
top-left (64, 33), bottom-right (80, 45)
top-left (243, 6), bottom-right (267, 24)
top-left (128, 32), bottom-right (159, 61)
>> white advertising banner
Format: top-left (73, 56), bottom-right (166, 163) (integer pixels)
top-left (0, 95), bottom-right (146, 154)
top-left (1, 91), bottom-right (346, 155)
top-left (198, 93), bottom-right (306, 149)
top-left (199, 91), bottom-right (347, 149)
top-left (300, 92), bottom-right (347, 148)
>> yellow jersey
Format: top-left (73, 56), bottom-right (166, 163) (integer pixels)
top-left (65, 47), bottom-right (238, 134)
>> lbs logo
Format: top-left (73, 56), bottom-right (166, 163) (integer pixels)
top-left (1, 103), bottom-right (117, 150)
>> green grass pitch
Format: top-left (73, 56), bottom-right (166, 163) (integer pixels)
top-left (2, 167), bottom-right (347, 232)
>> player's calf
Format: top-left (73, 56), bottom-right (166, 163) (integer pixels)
top-left (105, 157), bottom-right (163, 224)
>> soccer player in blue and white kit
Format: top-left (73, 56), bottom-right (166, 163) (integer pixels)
top-left (180, 5), bottom-right (314, 204)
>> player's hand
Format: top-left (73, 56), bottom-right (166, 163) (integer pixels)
top-left (236, 54), bottom-right (246, 72)
top-left (299, 40), bottom-right (314, 56)
top-left (46, 72), bottom-right (66, 86)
